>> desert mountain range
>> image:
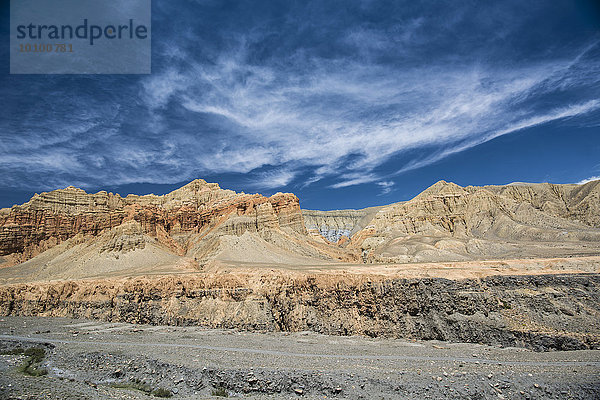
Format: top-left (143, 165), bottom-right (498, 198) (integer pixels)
top-left (1, 179), bottom-right (599, 282)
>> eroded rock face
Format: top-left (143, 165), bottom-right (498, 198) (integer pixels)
top-left (0, 272), bottom-right (598, 351)
top-left (482, 181), bottom-right (600, 226)
top-left (99, 220), bottom-right (146, 255)
top-left (305, 180), bottom-right (600, 263)
top-left (303, 208), bottom-right (380, 244)
top-left (0, 180), bottom-right (306, 264)
top-left (366, 181), bottom-right (600, 237)
top-left (2, 178), bottom-right (600, 268)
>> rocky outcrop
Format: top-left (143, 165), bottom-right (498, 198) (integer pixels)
top-left (2, 178), bottom-right (600, 270)
top-left (1, 178), bottom-right (599, 352)
top-left (484, 180), bottom-right (600, 228)
top-left (0, 187), bottom-right (127, 263)
top-left (341, 180), bottom-right (600, 263)
top-left (99, 220), bottom-right (146, 255)
top-left (0, 180), bottom-right (311, 267)
top-left (0, 272), bottom-right (598, 351)
top-left (303, 208), bottom-right (380, 243)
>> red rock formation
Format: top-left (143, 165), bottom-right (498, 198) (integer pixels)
top-left (0, 180), bottom-right (306, 264)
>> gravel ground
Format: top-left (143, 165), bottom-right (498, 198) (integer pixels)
top-left (0, 316), bottom-right (598, 399)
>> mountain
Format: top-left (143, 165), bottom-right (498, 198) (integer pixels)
top-left (0, 179), bottom-right (349, 282)
top-left (308, 180), bottom-right (600, 263)
top-left (1, 179), bottom-right (599, 283)
top-left (302, 207), bottom-right (381, 244)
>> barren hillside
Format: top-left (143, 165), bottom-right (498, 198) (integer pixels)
top-left (307, 180), bottom-right (600, 263)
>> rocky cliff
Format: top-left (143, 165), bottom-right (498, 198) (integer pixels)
top-left (302, 208), bottom-right (380, 243)
top-left (0, 180), bottom-right (341, 271)
top-left (0, 271), bottom-right (598, 351)
top-left (0, 179), bottom-right (599, 351)
top-left (306, 180), bottom-right (600, 263)
top-left (3, 179), bottom-right (600, 271)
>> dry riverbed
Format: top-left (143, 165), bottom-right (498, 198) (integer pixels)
top-left (0, 317), bottom-right (598, 399)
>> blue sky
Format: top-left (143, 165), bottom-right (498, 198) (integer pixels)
top-left (1, 0), bottom-right (599, 210)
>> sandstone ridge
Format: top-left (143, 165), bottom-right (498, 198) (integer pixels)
top-left (0, 179), bottom-right (349, 275)
top-left (1, 179), bottom-right (600, 350)
top-left (1, 178), bottom-right (600, 279)
top-left (306, 180), bottom-right (600, 263)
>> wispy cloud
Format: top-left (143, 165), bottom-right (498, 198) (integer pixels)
top-left (393, 99), bottom-right (600, 176)
top-left (252, 169), bottom-right (296, 189)
top-left (577, 176), bottom-right (600, 185)
top-left (376, 181), bottom-right (395, 195)
top-left (1, 1), bottom-right (599, 195)
top-left (140, 39), bottom-right (600, 189)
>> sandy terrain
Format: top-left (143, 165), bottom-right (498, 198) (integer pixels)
top-left (209, 255), bottom-right (600, 280)
top-left (1, 251), bottom-right (599, 285)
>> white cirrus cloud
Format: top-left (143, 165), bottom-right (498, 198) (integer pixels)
top-left (139, 40), bottom-right (600, 189)
top-left (2, 4), bottom-right (599, 195)
top-left (576, 176), bottom-right (600, 185)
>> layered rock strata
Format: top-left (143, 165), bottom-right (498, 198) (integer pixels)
top-left (0, 272), bottom-right (598, 351)
top-left (0, 180), bottom-right (321, 267)
top-left (306, 180), bottom-right (600, 263)
top-left (303, 208), bottom-right (380, 243)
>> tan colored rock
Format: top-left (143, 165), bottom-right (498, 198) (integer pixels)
top-left (0, 179), bottom-right (314, 267)
top-left (0, 260), bottom-right (598, 350)
top-left (306, 180), bottom-right (600, 263)
top-left (1, 178), bottom-right (599, 272)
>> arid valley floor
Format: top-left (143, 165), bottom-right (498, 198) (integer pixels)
top-left (1, 316), bottom-right (599, 399)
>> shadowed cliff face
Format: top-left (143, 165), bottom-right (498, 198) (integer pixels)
top-left (0, 180), bottom-right (312, 267)
top-left (302, 208), bottom-right (380, 244)
top-left (0, 272), bottom-right (598, 351)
